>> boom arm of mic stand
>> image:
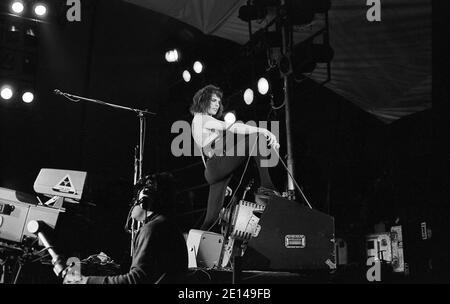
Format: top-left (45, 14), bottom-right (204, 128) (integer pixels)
top-left (53, 89), bottom-right (156, 116)
top-left (53, 89), bottom-right (154, 257)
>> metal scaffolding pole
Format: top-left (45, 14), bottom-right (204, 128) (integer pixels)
top-left (280, 1), bottom-right (296, 199)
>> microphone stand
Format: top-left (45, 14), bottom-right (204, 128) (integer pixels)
top-left (54, 89), bottom-right (156, 257)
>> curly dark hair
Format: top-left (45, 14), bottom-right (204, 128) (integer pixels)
top-left (189, 84), bottom-right (224, 118)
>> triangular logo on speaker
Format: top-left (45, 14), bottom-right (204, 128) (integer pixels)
top-left (52, 174), bottom-right (76, 194)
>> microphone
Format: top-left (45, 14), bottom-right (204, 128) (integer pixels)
top-left (27, 220), bottom-right (65, 277)
top-left (54, 89), bottom-right (80, 103)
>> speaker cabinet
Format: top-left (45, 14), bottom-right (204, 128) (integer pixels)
top-left (242, 196), bottom-right (336, 271)
top-left (187, 229), bottom-right (224, 269)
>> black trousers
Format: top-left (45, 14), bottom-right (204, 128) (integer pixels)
top-left (200, 133), bottom-right (275, 231)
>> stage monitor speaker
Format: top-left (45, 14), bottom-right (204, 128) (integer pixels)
top-left (242, 196), bottom-right (336, 271)
top-left (186, 229), bottom-right (224, 269)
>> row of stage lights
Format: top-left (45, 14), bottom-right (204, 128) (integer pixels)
top-left (165, 49), bottom-right (205, 83)
top-left (165, 49), bottom-right (236, 122)
top-left (243, 77), bottom-right (270, 105)
top-left (2, 2), bottom-right (50, 105)
top-left (182, 61), bottom-right (204, 82)
top-left (0, 84), bottom-right (35, 103)
top-left (10, 0), bottom-right (48, 17)
top-left (165, 49), bottom-right (269, 106)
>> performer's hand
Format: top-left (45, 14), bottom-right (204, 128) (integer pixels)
top-left (261, 129), bottom-right (279, 148)
top-left (271, 136), bottom-right (280, 149)
top-left (63, 272), bottom-right (87, 284)
top-left (271, 141), bottom-right (280, 149)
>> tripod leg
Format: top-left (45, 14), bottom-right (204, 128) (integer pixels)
top-left (12, 262), bottom-right (23, 284)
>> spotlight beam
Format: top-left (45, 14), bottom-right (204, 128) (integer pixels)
top-left (244, 88), bottom-right (254, 105)
top-left (193, 61), bottom-right (204, 74)
top-left (182, 70), bottom-right (191, 82)
top-left (1, 86), bottom-right (14, 100)
top-left (34, 4), bottom-right (48, 17)
top-left (11, 1), bottom-right (24, 14)
top-left (22, 91), bottom-right (34, 103)
top-left (257, 77), bottom-right (269, 95)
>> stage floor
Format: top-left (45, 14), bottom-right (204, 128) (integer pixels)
top-left (184, 265), bottom-right (446, 284)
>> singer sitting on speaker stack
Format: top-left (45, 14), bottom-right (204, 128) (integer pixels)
top-left (190, 85), bottom-right (281, 232)
top-left (63, 173), bottom-right (188, 284)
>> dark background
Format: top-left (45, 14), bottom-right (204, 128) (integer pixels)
top-left (0, 0), bottom-right (444, 281)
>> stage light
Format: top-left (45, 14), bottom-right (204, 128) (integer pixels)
top-left (292, 42), bottom-right (334, 75)
top-left (34, 3), bottom-right (48, 17)
top-left (182, 70), bottom-right (191, 82)
top-left (26, 28), bottom-right (35, 36)
top-left (11, 1), bottom-right (24, 14)
top-left (22, 91), bottom-right (34, 103)
top-left (238, 5), bottom-right (267, 22)
top-left (165, 49), bottom-right (179, 63)
top-left (257, 77), bottom-right (269, 95)
top-left (193, 61), bottom-right (204, 74)
top-left (238, 0), bottom-right (280, 22)
top-left (1, 86), bottom-right (14, 100)
top-left (6, 25), bottom-right (21, 44)
top-left (290, 0), bottom-right (331, 25)
top-left (224, 112), bottom-right (236, 125)
top-left (243, 88), bottom-right (254, 105)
